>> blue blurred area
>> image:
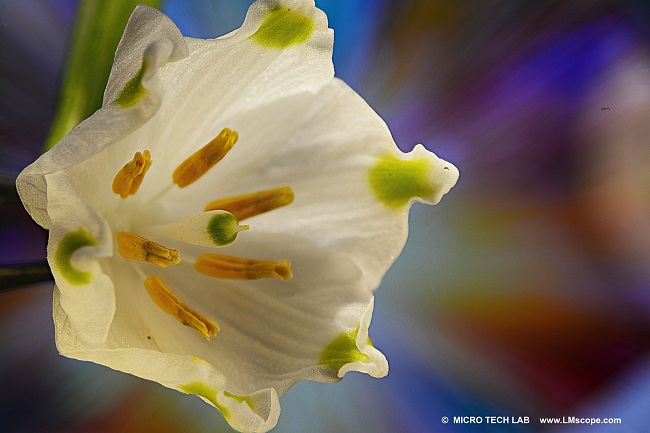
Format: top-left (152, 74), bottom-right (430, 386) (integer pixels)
top-left (162, 0), bottom-right (385, 85)
top-left (2, 0), bottom-right (650, 432)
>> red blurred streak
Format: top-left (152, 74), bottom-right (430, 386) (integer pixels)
top-left (438, 294), bottom-right (650, 410)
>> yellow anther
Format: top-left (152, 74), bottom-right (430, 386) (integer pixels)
top-left (112, 150), bottom-right (152, 198)
top-left (144, 276), bottom-right (219, 340)
top-left (173, 128), bottom-right (238, 188)
top-left (204, 186), bottom-right (295, 220)
top-left (195, 253), bottom-right (292, 280)
top-left (116, 232), bottom-right (180, 268)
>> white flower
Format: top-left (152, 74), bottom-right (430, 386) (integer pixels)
top-left (16, 1), bottom-right (458, 432)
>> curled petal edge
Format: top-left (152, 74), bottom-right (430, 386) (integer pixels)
top-left (55, 320), bottom-right (281, 433)
top-left (64, 348), bottom-right (282, 433)
top-left (334, 299), bottom-right (389, 379)
top-left (16, 7), bottom-right (188, 229)
top-left (104, 5), bottom-right (189, 105)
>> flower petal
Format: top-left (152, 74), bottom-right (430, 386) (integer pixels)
top-left (45, 0), bottom-right (164, 149)
top-left (103, 5), bottom-right (189, 106)
top-left (53, 314), bottom-right (281, 433)
top-left (46, 171), bottom-right (115, 346)
top-left (318, 300), bottom-right (388, 379)
top-left (183, 78), bottom-right (458, 289)
top-left (54, 230), bottom-right (386, 431)
top-left (152, 232), bottom-right (386, 392)
top-left (108, 0), bottom-right (333, 203)
top-left (16, 5), bottom-right (188, 229)
top-left (53, 261), bottom-right (283, 432)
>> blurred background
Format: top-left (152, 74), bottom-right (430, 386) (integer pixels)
top-left (2, 0), bottom-right (650, 432)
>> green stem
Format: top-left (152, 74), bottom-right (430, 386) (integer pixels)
top-left (0, 262), bottom-right (52, 293)
top-left (0, 172), bottom-right (20, 204)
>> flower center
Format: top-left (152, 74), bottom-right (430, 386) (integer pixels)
top-left (109, 127), bottom-right (295, 339)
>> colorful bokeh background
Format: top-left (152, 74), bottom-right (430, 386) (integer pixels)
top-left (2, 0), bottom-right (650, 432)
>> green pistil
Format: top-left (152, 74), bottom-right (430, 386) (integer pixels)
top-left (206, 212), bottom-right (247, 247)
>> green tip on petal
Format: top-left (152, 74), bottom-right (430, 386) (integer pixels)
top-left (319, 325), bottom-right (371, 373)
top-left (114, 60), bottom-right (148, 107)
top-left (224, 391), bottom-right (256, 411)
top-left (180, 382), bottom-right (254, 421)
top-left (250, 6), bottom-right (315, 48)
top-left (44, 0), bottom-right (162, 150)
top-left (369, 152), bottom-right (436, 209)
top-left (54, 227), bottom-right (98, 285)
top-left (180, 382), bottom-right (230, 418)
top-left (206, 212), bottom-right (248, 247)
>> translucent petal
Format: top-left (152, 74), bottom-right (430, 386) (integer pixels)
top-left (176, 79), bottom-right (458, 289)
top-left (17, 1), bottom-right (457, 432)
top-left (112, 1), bottom-right (334, 202)
top-left (103, 5), bottom-right (189, 105)
top-left (54, 290), bottom-right (280, 432)
top-left (55, 232), bottom-right (386, 431)
top-left (16, 5), bottom-right (188, 229)
top-left (46, 171), bottom-right (115, 346)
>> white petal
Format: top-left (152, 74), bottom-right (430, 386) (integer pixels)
top-left (54, 261), bottom-right (283, 432)
top-left (54, 230), bottom-right (385, 431)
top-left (116, 0), bottom-right (334, 201)
top-left (46, 171), bottom-right (115, 346)
top-left (176, 78), bottom-right (458, 289)
top-left (16, 6), bottom-right (188, 229)
top-left (334, 301), bottom-right (388, 379)
top-left (53, 307), bottom-right (281, 433)
top-left (103, 5), bottom-right (189, 105)
top-left (17, 2), bottom-right (458, 431)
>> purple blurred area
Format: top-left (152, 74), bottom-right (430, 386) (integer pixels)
top-left (2, 0), bottom-right (650, 432)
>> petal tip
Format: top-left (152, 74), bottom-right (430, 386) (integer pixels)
top-left (369, 145), bottom-right (460, 210)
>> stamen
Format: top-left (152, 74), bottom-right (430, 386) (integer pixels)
top-left (204, 186), bottom-right (295, 220)
top-left (173, 128), bottom-right (238, 188)
top-left (116, 232), bottom-right (180, 268)
top-left (195, 253), bottom-right (292, 280)
top-left (112, 150), bottom-right (152, 198)
top-left (144, 276), bottom-right (219, 340)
